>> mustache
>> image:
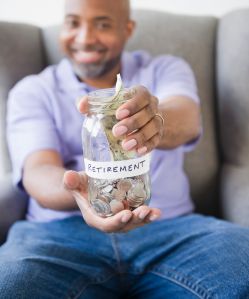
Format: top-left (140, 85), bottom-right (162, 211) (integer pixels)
top-left (72, 44), bottom-right (107, 52)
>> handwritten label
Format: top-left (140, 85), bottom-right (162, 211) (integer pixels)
top-left (84, 154), bottom-right (150, 179)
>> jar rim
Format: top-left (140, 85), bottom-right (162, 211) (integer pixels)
top-left (88, 87), bottom-right (130, 104)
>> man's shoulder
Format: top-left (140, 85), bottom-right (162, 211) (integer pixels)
top-left (127, 50), bottom-right (185, 67)
top-left (9, 59), bottom-right (66, 96)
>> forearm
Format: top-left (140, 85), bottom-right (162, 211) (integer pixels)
top-left (23, 164), bottom-right (78, 211)
top-left (157, 96), bottom-right (201, 149)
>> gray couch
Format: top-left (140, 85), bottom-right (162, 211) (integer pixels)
top-left (1, 9), bottom-right (249, 244)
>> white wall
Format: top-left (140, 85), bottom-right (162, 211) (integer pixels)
top-left (132, 0), bottom-right (249, 16)
top-left (0, 0), bottom-right (249, 26)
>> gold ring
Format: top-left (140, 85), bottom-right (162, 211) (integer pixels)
top-left (154, 113), bottom-right (165, 126)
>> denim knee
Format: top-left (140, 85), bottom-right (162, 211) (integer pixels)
top-left (0, 259), bottom-right (35, 298)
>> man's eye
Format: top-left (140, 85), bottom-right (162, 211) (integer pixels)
top-left (96, 22), bottom-right (111, 30)
top-left (65, 19), bottom-right (79, 28)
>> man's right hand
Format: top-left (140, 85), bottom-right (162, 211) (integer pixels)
top-left (63, 170), bottom-right (161, 233)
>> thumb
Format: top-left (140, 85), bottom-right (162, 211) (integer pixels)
top-left (76, 95), bottom-right (89, 114)
top-left (63, 170), bottom-right (82, 191)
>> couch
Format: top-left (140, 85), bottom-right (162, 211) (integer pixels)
top-left (1, 9), bottom-right (249, 244)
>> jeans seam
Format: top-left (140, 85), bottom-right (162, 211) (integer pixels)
top-left (148, 267), bottom-right (215, 299)
top-left (66, 273), bottom-right (116, 299)
top-left (109, 234), bottom-right (123, 273)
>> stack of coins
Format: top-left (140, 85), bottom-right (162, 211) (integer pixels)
top-left (89, 175), bottom-right (150, 217)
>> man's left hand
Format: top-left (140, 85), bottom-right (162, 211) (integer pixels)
top-left (112, 86), bottom-right (164, 155)
top-left (78, 86), bottom-right (164, 155)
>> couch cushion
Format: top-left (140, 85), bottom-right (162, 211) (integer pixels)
top-left (0, 22), bottom-right (45, 177)
top-left (0, 22), bottom-right (44, 239)
top-left (217, 9), bottom-right (249, 224)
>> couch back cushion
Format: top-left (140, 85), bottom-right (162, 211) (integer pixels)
top-left (217, 9), bottom-right (249, 222)
top-left (0, 22), bottom-right (45, 177)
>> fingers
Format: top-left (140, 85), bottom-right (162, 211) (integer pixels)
top-left (112, 102), bottom-right (157, 136)
top-left (118, 207), bottom-right (162, 233)
top-left (112, 86), bottom-right (163, 154)
top-left (121, 117), bottom-right (161, 153)
top-left (116, 86), bottom-right (157, 119)
top-left (84, 206), bottom-right (161, 233)
top-left (77, 95), bottom-right (89, 114)
top-left (63, 172), bottom-right (134, 232)
top-left (63, 170), bottom-right (82, 191)
top-left (113, 114), bottom-right (163, 154)
top-left (63, 170), bottom-right (88, 196)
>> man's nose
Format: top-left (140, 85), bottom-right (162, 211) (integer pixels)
top-left (75, 25), bottom-right (97, 45)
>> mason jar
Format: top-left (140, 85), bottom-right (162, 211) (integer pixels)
top-left (82, 87), bottom-right (151, 217)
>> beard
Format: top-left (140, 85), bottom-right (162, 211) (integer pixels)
top-left (73, 54), bottom-right (121, 80)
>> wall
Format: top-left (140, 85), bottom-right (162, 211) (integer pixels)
top-left (0, 0), bottom-right (249, 26)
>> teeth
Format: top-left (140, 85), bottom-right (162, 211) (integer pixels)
top-left (73, 50), bottom-right (102, 63)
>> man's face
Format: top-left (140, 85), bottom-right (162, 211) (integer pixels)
top-left (60, 0), bottom-right (134, 80)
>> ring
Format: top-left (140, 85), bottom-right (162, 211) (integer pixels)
top-left (154, 113), bottom-right (165, 126)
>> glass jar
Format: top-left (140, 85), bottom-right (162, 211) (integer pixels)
top-left (82, 87), bottom-right (151, 217)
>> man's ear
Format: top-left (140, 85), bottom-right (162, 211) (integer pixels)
top-left (125, 20), bottom-right (136, 40)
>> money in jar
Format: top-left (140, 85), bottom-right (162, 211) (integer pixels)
top-left (82, 74), bottom-right (151, 217)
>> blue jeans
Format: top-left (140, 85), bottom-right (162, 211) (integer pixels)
top-left (0, 214), bottom-right (249, 299)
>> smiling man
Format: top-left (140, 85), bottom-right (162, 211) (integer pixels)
top-left (60, 0), bottom-right (134, 85)
top-left (1, 0), bottom-right (249, 298)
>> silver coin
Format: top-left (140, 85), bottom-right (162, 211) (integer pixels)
top-left (127, 181), bottom-right (147, 208)
top-left (92, 199), bottom-right (112, 216)
top-left (102, 184), bottom-right (113, 193)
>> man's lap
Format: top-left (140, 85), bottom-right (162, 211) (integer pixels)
top-left (122, 214), bottom-right (249, 298)
top-left (0, 214), bottom-right (249, 299)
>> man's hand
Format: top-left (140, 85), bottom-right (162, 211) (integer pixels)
top-left (78, 85), bottom-right (164, 155)
top-left (63, 170), bottom-right (161, 233)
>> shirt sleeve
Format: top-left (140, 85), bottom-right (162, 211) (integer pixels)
top-left (7, 76), bottom-right (61, 189)
top-left (155, 56), bottom-right (200, 103)
top-left (154, 56), bottom-right (202, 152)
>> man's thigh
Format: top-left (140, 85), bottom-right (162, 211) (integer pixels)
top-left (124, 273), bottom-right (199, 299)
top-left (117, 214), bottom-right (249, 299)
top-left (0, 216), bottom-right (122, 299)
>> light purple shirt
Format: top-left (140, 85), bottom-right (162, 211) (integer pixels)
top-left (7, 51), bottom-right (200, 222)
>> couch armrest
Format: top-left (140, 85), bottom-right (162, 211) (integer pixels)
top-left (221, 164), bottom-right (249, 226)
top-left (0, 173), bottom-right (28, 244)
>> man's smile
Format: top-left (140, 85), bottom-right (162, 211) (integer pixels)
top-left (71, 48), bottom-right (107, 64)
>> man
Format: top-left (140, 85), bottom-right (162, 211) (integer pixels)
top-left (1, 0), bottom-right (249, 298)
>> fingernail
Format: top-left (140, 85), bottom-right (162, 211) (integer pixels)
top-left (121, 213), bottom-right (132, 223)
top-left (137, 146), bottom-right (147, 155)
top-left (149, 214), bottom-right (160, 221)
top-left (138, 210), bottom-right (150, 220)
top-left (116, 109), bottom-right (130, 120)
top-left (113, 125), bottom-right (128, 137)
top-left (122, 139), bottom-right (137, 151)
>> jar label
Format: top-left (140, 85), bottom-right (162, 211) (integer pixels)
top-left (84, 153), bottom-right (151, 179)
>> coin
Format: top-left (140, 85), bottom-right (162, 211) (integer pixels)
top-left (111, 188), bottom-right (126, 201)
top-left (117, 179), bottom-right (132, 192)
top-left (110, 199), bottom-right (124, 214)
top-left (92, 199), bottom-right (112, 216)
